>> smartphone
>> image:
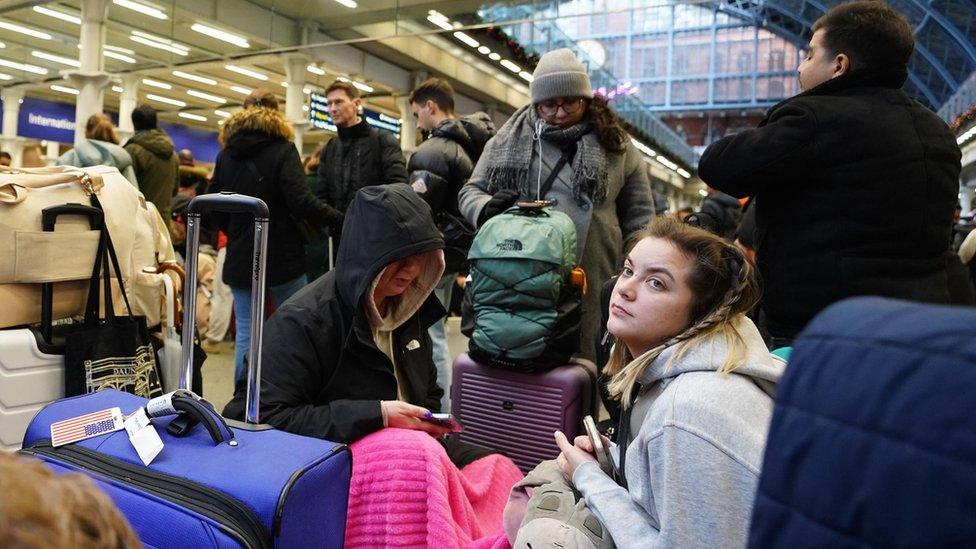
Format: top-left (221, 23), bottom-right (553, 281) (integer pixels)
top-left (421, 413), bottom-right (464, 433)
top-left (583, 415), bottom-right (616, 480)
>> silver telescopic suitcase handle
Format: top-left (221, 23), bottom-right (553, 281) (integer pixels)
top-left (181, 192), bottom-right (270, 424)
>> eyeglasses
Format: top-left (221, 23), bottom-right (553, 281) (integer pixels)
top-left (537, 98), bottom-right (585, 117)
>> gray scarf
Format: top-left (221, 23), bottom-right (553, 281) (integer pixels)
top-left (481, 105), bottom-right (608, 206)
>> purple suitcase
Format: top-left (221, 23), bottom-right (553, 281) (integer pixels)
top-left (451, 353), bottom-right (597, 473)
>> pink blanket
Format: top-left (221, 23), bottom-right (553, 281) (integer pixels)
top-left (345, 428), bottom-right (523, 548)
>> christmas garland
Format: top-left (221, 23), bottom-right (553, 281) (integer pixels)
top-left (472, 25), bottom-right (541, 69)
top-left (950, 101), bottom-right (976, 132)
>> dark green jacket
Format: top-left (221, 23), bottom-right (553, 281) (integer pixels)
top-left (125, 129), bottom-right (179, 221)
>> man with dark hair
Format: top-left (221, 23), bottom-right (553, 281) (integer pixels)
top-left (407, 77), bottom-right (495, 410)
top-left (316, 79), bottom-right (407, 257)
top-left (0, 151), bottom-right (11, 167)
top-left (699, 1), bottom-right (967, 344)
top-left (125, 104), bottom-right (179, 221)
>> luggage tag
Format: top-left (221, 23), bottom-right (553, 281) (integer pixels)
top-left (123, 408), bottom-right (164, 466)
top-left (50, 407), bottom-right (124, 447)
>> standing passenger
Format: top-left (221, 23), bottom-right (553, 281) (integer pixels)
top-left (459, 48), bottom-right (653, 360)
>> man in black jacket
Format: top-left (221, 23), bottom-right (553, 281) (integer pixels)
top-left (316, 81), bottom-right (407, 245)
top-left (699, 2), bottom-right (966, 342)
top-left (407, 77), bottom-right (495, 411)
top-left (224, 184), bottom-right (491, 467)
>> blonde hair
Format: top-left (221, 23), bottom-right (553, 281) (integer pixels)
top-left (606, 216), bottom-right (761, 407)
top-left (0, 451), bottom-right (140, 548)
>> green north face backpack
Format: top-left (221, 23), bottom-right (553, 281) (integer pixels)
top-left (461, 205), bottom-right (583, 371)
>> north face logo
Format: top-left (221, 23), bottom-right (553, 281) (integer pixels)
top-left (496, 238), bottom-right (523, 251)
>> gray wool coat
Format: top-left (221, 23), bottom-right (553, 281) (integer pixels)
top-left (458, 134), bottom-right (654, 360)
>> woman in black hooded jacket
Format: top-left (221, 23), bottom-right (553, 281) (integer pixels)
top-left (223, 184), bottom-right (492, 467)
top-left (208, 89), bottom-right (344, 381)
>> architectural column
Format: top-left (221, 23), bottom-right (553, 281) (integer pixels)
top-left (64, 0), bottom-right (110, 145)
top-left (45, 140), bottom-right (60, 166)
top-left (117, 74), bottom-right (140, 142)
top-left (397, 95), bottom-right (417, 154)
top-left (961, 185), bottom-right (974, 217)
top-left (1, 88), bottom-right (25, 167)
top-left (283, 54), bottom-right (310, 154)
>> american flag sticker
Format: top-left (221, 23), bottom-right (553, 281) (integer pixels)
top-left (50, 407), bottom-right (124, 447)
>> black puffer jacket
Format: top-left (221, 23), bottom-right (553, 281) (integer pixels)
top-left (408, 113), bottom-right (495, 217)
top-left (226, 184), bottom-right (446, 443)
top-left (209, 107), bottom-right (343, 288)
top-left (316, 118), bottom-right (407, 214)
top-left (700, 67), bottom-right (963, 338)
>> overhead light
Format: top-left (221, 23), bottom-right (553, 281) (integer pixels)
top-left (104, 51), bottom-right (136, 63)
top-left (113, 0), bottom-right (168, 20)
top-left (105, 45), bottom-right (136, 55)
top-left (427, 10), bottom-right (453, 31)
top-left (33, 6), bottom-right (81, 25)
top-left (489, 52), bottom-right (501, 61)
top-left (303, 86), bottom-right (312, 94)
top-left (214, 110), bottom-right (231, 118)
top-left (225, 64), bottom-right (267, 81)
top-left (32, 51), bottom-right (80, 68)
top-left (280, 81), bottom-right (288, 88)
top-left (478, 46), bottom-right (491, 55)
top-left (190, 23), bottom-right (250, 48)
top-left (453, 32), bottom-right (479, 48)
top-left (187, 89), bottom-right (226, 104)
top-left (142, 78), bottom-right (172, 90)
top-left (352, 81), bottom-right (373, 93)
top-left (172, 70), bottom-right (216, 85)
top-left (111, 85), bottom-right (124, 92)
top-left (146, 93), bottom-right (186, 107)
top-left (500, 60), bottom-right (521, 73)
top-left (630, 138), bottom-right (657, 158)
top-left (303, 105), bottom-right (309, 112)
top-left (50, 85), bottom-right (79, 95)
top-left (0, 59), bottom-right (47, 75)
top-left (676, 168), bottom-right (691, 179)
top-left (519, 71), bottom-right (534, 82)
top-left (178, 112), bottom-right (207, 122)
top-left (334, 0), bottom-right (357, 8)
top-left (229, 85), bottom-right (251, 95)
top-left (307, 65), bottom-right (326, 76)
top-left (0, 21), bottom-right (52, 40)
top-left (655, 155), bottom-right (678, 170)
top-left (698, 189), bottom-right (708, 197)
top-left (0, 42), bottom-right (5, 49)
top-left (130, 31), bottom-right (189, 56)
top-left (0, 72), bottom-right (12, 81)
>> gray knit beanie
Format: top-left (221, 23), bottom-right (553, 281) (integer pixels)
top-left (530, 48), bottom-right (593, 104)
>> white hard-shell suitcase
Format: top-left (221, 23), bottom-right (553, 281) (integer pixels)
top-left (0, 329), bottom-right (63, 450)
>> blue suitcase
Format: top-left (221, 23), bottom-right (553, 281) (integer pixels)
top-left (20, 193), bottom-right (351, 548)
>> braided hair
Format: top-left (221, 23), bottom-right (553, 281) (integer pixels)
top-left (606, 217), bottom-right (761, 407)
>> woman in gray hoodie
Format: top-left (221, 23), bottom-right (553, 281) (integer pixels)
top-left (513, 216), bottom-right (785, 548)
top-left (57, 113), bottom-right (138, 187)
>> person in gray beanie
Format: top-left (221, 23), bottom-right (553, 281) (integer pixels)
top-left (458, 47), bottom-right (654, 361)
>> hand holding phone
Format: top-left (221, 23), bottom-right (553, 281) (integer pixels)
top-left (420, 413), bottom-right (464, 433)
top-left (583, 415), bottom-right (617, 481)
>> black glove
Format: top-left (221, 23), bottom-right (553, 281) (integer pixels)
top-left (477, 189), bottom-right (520, 226)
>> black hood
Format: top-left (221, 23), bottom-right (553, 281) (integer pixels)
top-left (225, 130), bottom-right (280, 157)
top-left (335, 183), bottom-right (444, 310)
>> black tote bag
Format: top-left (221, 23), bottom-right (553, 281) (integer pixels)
top-left (64, 205), bottom-right (163, 399)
